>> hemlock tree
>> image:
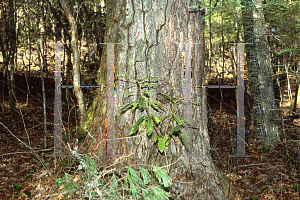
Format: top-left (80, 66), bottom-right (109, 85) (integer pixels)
top-left (83, 0), bottom-right (240, 199)
top-left (243, 0), bottom-right (281, 146)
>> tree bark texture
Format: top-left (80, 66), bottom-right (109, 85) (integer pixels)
top-left (85, 0), bottom-right (240, 199)
top-left (59, 0), bottom-right (86, 125)
top-left (243, 0), bottom-right (281, 145)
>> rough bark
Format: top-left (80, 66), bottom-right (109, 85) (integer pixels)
top-left (85, 0), bottom-right (240, 199)
top-left (59, 0), bottom-right (86, 125)
top-left (243, 0), bottom-right (281, 146)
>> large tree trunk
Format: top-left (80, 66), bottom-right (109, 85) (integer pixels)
top-left (85, 0), bottom-right (240, 199)
top-left (243, 0), bottom-right (281, 146)
top-left (59, 0), bottom-right (86, 125)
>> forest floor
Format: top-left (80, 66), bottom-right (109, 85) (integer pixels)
top-left (0, 54), bottom-right (300, 199)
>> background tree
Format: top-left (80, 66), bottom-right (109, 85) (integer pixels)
top-left (59, 0), bottom-right (86, 125)
top-left (8, 0), bottom-right (17, 128)
top-left (242, 0), bottom-right (281, 145)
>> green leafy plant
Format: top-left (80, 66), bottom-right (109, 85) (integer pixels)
top-left (23, 191), bottom-right (31, 198)
top-left (259, 182), bottom-right (268, 194)
top-left (23, 168), bottom-right (36, 183)
top-left (293, 183), bottom-right (300, 192)
top-left (123, 167), bottom-right (171, 200)
top-left (261, 145), bottom-right (270, 155)
top-left (55, 172), bottom-right (79, 197)
top-left (249, 195), bottom-right (258, 200)
top-left (56, 153), bottom-right (172, 199)
top-left (12, 183), bottom-right (22, 199)
top-left (12, 169), bottom-right (36, 199)
top-left (119, 76), bottom-right (198, 153)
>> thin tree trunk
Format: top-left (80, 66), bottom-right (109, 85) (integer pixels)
top-left (8, 0), bottom-right (17, 129)
top-left (0, 32), bottom-right (8, 116)
top-left (0, 6), bottom-right (8, 116)
top-left (36, 41), bottom-right (47, 148)
top-left (220, 0), bottom-right (224, 111)
top-left (26, 2), bottom-right (31, 107)
top-left (65, 40), bottom-right (72, 107)
top-left (60, 0), bottom-right (86, 125)
top-left (22, 54), bottom-right (29, 110)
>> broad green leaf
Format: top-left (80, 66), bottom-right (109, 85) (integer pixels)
top-left (147, 116), bottom-right (153, 136)
top-left (121, 101), bottom-right (135, 112)
top-left (147, 100), bottom-right (160, 111)
top-left (151, 114), bottom-right (161, 124)
top-left (159, 91), bottom-right (173, 101)
top-left (132, 102), bottom-right (138, 112)
top-left (173, 114), bottom-right (184, 125)
top-left (140, 118), bottom-right (148, 132)
top-left (139, 97), bottom-right (146, 108)
top-left (120, 103), bottom-right (131, 112)
top-left (158, 137), bottom-right (165, 153)
top-left (130, 116), bottom-right (145, 134)
top-left (180, 129), bottom-right (190, 150)
top-left (149, 98), bottom-right (164, 107)
top-left (154, 133), bottom-right (158, 142)
top-left (166, 140), bottom-right (169, 146)
top-left (164, 134), bottom-right (169, 142)
top-left (172, 125), bottom-right (182, 132)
